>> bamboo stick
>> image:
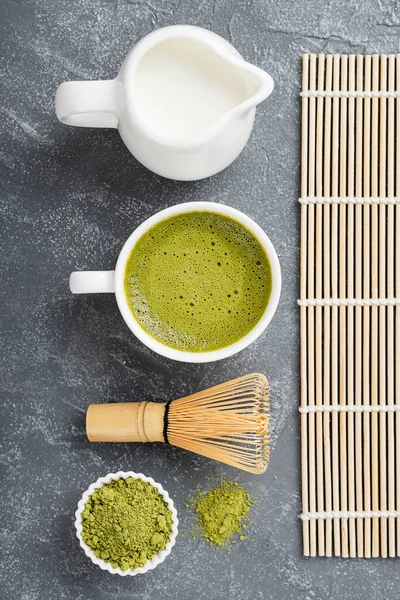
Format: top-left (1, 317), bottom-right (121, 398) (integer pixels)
top-left (323, 54), bottom-right (333, 558)
top-left (370, 53), bottom-right (380, 558)
top-left (378, 54), bottom-right (388, 558)
top-left (395, 54), bottom-right (400, 557)
top-left (355, 55), bottom-right (364, 557)
top-left (387, 54), bottom-right (395, 558)
top-left (300, 53), bottom-right (310, 557)
top-left (331, 53), bottom-right (341, 556)
top-left (347, 54), bottom-right (356, 558)
top-left (339, 54), bottom-right (349, 558)
top-left (307, 53), bottom-right (317, 557)
top-left (363, 54), bottom-right (372, 558)
top-left (315, 53), bottom-right (325, 556)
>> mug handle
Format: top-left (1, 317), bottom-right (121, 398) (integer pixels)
top-left (55, 80), bottom-right (119, 128)
top-left (70, 271), bottom-right (115, 294)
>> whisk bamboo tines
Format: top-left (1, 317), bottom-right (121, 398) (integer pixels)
top-left (86, 373), bottom-right (270, 475)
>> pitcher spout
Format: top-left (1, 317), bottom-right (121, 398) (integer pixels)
top-left (229, 59), bottom-right (274, 115)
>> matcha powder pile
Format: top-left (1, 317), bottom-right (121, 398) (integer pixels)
top-left (193, 481), bottom-right (253, 548)
top-left (81, 477), bottom-right (173, 572)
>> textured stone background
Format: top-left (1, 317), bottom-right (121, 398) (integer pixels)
top-left (2, 1), bottom-right (400, 598)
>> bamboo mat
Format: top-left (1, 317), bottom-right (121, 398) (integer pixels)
top-left (300, 54), bottom-right (400, 558)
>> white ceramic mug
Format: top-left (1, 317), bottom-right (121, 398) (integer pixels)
top-left (55, 25), bottom-right (274, 181)
top-left (70, 202), bottom-right (281, 362)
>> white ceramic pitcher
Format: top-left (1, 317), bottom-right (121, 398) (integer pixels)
top-left (55, 26), bottom-right (274, 181)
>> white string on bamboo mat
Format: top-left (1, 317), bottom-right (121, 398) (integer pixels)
top-left (301, 510), bottom-right (400, 521)
top-left (299, 405), bottom-right (400, 414)
top-left (300, 90), bottom-right (400, 98)
top-left (298, 298), bottom-right (400, 307)
top-left (298, 196), bottom-right (400, 205)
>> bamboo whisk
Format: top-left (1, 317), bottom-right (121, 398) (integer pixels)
top-left (86, 373), bottom-right (270, 475)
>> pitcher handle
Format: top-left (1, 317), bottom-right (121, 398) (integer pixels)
top-left (70, 271), bottom-right (116, 294)
top-left (55, 80), bottom-right (119, 128)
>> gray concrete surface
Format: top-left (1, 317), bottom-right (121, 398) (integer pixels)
top-left (2, 1), bottom-right (400, 598)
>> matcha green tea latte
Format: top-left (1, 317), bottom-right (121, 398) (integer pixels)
top-left (124, 211), bottom-right (272, 352)
top-left (80, 477), bottom-right (173, 572)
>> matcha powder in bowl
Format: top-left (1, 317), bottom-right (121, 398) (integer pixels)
top-left (75, 472), bottom-right (178, 575)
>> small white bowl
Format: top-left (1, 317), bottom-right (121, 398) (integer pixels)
top-left (74, 471), bottom-right (179, 576)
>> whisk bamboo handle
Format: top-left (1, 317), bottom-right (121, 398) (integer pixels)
top-left (87, 402), bottom-right (167, 443)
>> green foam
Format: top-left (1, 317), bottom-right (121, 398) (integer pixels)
top-left (124, 211), bottom-right (272, 352)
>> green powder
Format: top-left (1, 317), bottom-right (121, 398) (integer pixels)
top-left (81, 477), bottom-right (173, 572)
top-left (193, 481), bottom-right (253, 548)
